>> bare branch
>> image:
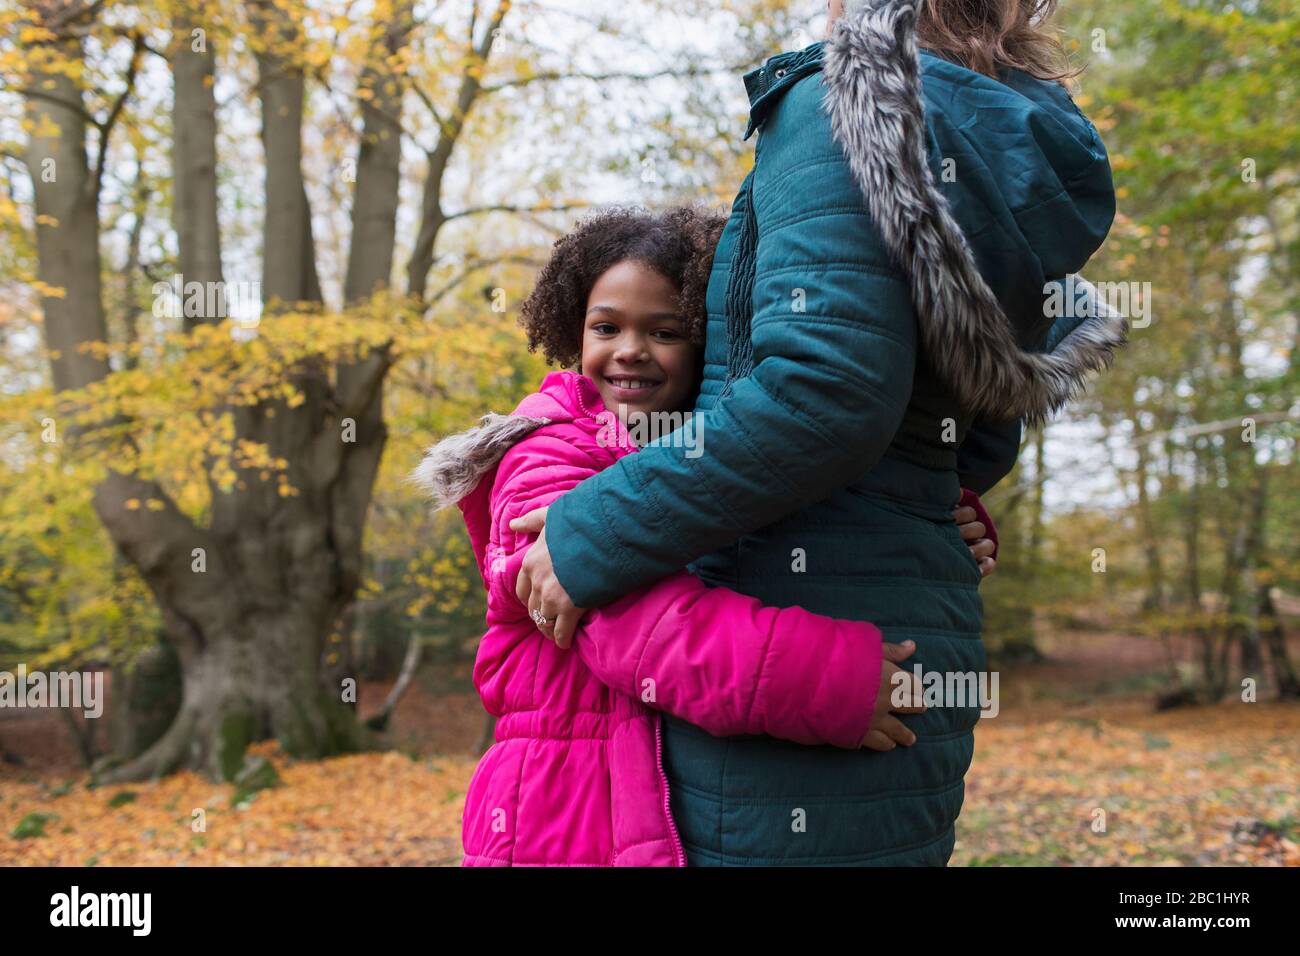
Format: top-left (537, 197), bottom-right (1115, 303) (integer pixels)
top-left (93, 30), bottom-right (145, 197)
top-left (6, 85), bottom-right (99, 128)
top-left (407, 77), bottom-right (449, 144)
top-left (426, 253), bottom-right (543, 308)
top-left (32, 0), bottom-right (107, 32)
top-left (1129, 411), bottom-right (1294, 446)
top-left (444, 202), bottom-right (588, 222)
top-left (481, 65), bottom-right (721, 93)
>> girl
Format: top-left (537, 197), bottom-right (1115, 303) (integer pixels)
top-left (412, 207), bottom-right (998, 866)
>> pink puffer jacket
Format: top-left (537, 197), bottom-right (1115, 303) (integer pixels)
top-left (414, 371), bottom-right (884, 866)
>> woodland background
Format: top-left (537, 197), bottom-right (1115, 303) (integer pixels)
top-left (0, 0), bottom-right (1297, 865)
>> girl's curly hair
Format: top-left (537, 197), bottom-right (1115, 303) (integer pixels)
top-left (519, 205), bottom-right (728, 368)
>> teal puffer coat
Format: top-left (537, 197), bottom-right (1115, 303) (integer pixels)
top-left (545, 0), bottom-right (1124, 865)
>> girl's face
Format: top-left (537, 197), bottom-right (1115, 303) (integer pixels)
top-left (580, 259), bottom-right (698, 423)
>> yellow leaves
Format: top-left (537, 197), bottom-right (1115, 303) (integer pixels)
top-left (0, 740), bottom-right (476, 866)
top-left (28, 279), bottom-right (65, 298)
top-left (19, 25), bottom-right (57, 44)
top-left (124, 498), bottom-right (163, 511)
top-left (956, 696), bottom-right (1300, 866)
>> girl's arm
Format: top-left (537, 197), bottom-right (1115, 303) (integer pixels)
top-left (959, 487), bottom-right (999, 562)
top-left (572, 571), bottom-right (881, 749)
top-left (488, 436), bottom-right (881, 749)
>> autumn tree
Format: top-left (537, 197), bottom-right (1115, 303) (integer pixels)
top-left (3, 0), bottom-right (805, 779)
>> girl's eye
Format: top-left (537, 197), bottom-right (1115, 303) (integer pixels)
top-left (653, 329), bottom-right (684, 341)
top-left (592, 322), bottom-right (618, 335)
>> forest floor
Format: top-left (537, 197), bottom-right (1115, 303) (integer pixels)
top-left (2, 630), bottom-right (1298, 866)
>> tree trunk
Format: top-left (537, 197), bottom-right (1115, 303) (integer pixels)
top-left (1259, 584), bottom-right (1300, 698)
top-left (106, 639), bottom-right (181, 762)
top-left (22, 1), bottom-right (530, 783)
top-left (24, 31), bottom-right (110, 395)
top-left (172, 8), bottom-right (224, 330)
top-left (91, 459), bottom-right (374, 783)
top-left (1130, 410), bottom-right (1166, 610)
top-left (20, 7), bottom-right (383, 782)
top-left (102, 607), bottom-right (369, 781)
top-left (118, 163), bottom-right (148, 369)
top-left (366, 631), bottom-right (422, 732)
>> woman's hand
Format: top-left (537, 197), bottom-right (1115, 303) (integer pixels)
top-left (862, 639), bottom-right (927, 751)
top-left (510, 507), bottom-right (588, 648)
top-left (954, 504), bottom-right (996, 577)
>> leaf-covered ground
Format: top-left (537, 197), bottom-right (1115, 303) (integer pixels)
top-left (3, 639), bottom-right (1298, 866)
top-left (954, 701), bottom-right (1299, 866)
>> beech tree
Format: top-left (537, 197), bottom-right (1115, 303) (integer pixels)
top-left (4, 0), bottom-right (785, 780)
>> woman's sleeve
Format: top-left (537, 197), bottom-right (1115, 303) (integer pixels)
top-left (571, 573), bottom-right (882, 749)
top-left (544, 76), bottom-right (917, 609)
top-left (487, 432), bottom-right (880, 749)
top-left (957, 419), bottom-right (1022, 495)
top-left (955, 276), bottom-right (1113, 497)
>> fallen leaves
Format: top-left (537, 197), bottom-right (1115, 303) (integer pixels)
top-left (1, 742), bottom-right (476, 867)
top-left (2, 681), bottom-right (1297, 867)
top-left (955, 701), bottom-right (1300, 866)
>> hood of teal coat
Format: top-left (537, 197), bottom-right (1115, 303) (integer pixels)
top-left (744, 39), bottom-right (1115, 341)
top-left (738, 1), bottom-right (1123, 424)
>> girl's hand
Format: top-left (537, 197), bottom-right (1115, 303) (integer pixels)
top-left (510, 507), bottom-right (588, 648)
top-left (862, 640), bottom-right (927, 751)
top-left (954, 504), bottom-right (996, 577)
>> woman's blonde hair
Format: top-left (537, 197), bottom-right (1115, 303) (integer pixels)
top-left (916, 0), bottom-right (1080, 83)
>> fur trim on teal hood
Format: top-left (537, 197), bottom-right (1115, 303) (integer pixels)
top-left (814, 0), bottom-right (1126, 425)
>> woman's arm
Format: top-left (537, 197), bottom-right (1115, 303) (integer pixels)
top-left (956, 277), bottom-right (1111, 496)
top-left (500, 540), bottom-right (888, 749)
top-left (541, 77), bottom-right (917, 614)
top-left (487, 435), bottom-right (916, 750)
top-left (958, 420), bottom-right (1022, 496)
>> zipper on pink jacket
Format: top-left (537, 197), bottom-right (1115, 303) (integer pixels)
top-left (654, 713), bottom-right (687, 867)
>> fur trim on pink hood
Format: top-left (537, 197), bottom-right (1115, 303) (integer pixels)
top-left (413, 371), bottom-right (884, 865)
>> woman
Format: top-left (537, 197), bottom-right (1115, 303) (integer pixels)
top-left (513, 0), bottom-right (1125, 865)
